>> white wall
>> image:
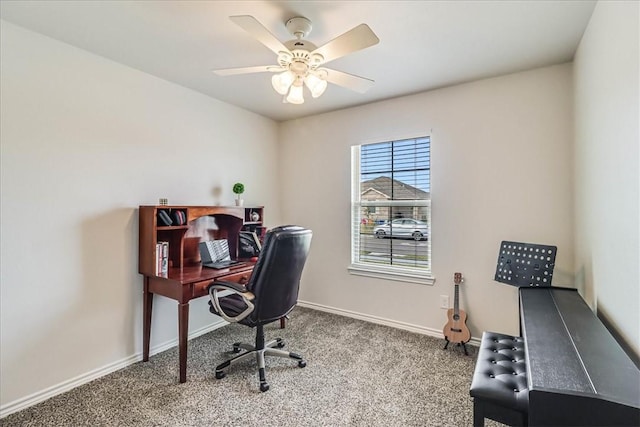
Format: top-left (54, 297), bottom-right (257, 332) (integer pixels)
top-left (0, 21), bottom-right (280, 409)
top-left (573, 1), bottom-right (639, 356)
top-left (280, 64), bottom-right (575, 339)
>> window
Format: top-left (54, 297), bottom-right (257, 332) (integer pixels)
top-left (349, 136), bottom-right (432, 284)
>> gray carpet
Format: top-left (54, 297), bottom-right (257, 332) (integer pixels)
top-left (1, 307), bottom-right (499, 426)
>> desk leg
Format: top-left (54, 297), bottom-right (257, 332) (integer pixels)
top-left (178, 302), bottom-right (189, 383)
top-left (143, 277), bottom-right (153, 362)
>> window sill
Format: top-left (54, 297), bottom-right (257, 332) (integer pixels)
top-left (348, 264), bottom-right (435, 285)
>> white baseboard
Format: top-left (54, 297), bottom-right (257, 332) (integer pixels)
top-left (0, 319), bottom-right (227, 419)
top-left (297, 300), bottom-right (480, 346)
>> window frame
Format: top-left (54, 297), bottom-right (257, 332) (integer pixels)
top-left (348, 137), bottom-right (434, 285)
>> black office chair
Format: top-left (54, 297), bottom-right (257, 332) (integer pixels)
top-left (207, 225), bottom-right (312, 392)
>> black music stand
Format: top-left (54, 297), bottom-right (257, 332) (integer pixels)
top-left (494, 241), bottom-right (557, 287)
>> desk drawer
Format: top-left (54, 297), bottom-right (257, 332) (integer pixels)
top-left (222, 271), bottom-right (252, 286)
top-left (192, 271), bottom-right (252, 298)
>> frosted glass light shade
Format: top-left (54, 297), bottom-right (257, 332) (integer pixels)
top-left (304, 73), bottom-right (328, 98)
top-left (271, 71), bottom-right (295, 95)
top-left (286, 83), bottom-right (304, 104)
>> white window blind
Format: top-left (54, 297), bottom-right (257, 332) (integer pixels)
top-left (350, 136), bottom-right (432, 284)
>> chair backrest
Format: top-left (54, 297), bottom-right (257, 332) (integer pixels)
top-left (246, 225), bottom-right (312, 325)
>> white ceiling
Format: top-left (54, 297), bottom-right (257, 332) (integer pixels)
top-left (0, 1), bottom-right (596, 122)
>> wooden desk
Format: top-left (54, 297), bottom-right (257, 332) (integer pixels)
top-left (138, 205), bottom-right (265, 382)
top-left (142, 263), bottom-right (254, 383)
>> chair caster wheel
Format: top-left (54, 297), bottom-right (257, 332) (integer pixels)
top-left (232, 346), bottom-right (241, 353)
top-left (260, 383), bottom-right (270, 392)
top-left (276, 341), bottom-right (285, 348)
top-left (298, 360), bottom-right (307, 368)
top-left (215, 371), bottom-right (226, 379)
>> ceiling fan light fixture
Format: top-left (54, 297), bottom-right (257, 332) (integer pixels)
top-left (271, 70), bottom-right (295, 95)
top-left (286, 81), bottom-right (305, 104)
top-left (304, 72), bottom-right (327, 98)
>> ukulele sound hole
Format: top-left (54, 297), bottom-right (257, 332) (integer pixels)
top-left (453, 314), bottom-right (460, 320)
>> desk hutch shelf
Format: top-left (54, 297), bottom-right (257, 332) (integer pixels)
top-left (138, 205), bottom-right (264, 277)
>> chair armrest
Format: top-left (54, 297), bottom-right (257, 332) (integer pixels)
top-left (207, 280), bottom-right (249, 295)
top-left (208, 281), bottom-right (255, 323)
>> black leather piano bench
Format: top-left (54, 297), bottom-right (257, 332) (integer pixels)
top-left (469, 331), bottom-right (529, 427)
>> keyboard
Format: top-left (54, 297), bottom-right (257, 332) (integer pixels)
top-left (202, 260), bottom-right (244, 270)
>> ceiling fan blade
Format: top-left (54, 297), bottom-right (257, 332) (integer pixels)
top-left (230, 15), bottom-right (291, 55)
top-left (323, 68), bottom-right (375, 93)
top-left (311, 24), bottom-right (379, 64)
top-left (213, 65), bottom-right (283, 76)
top-left (322, 68), bottom-right (375, 93)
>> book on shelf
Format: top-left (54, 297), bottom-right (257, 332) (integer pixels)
top-left (155, 243), bottom-right (161, 275)
top-left (156, 241), bottom-right (169, 277)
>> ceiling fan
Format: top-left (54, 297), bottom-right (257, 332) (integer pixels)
top-left (212, 15), bottom-right (380, 104)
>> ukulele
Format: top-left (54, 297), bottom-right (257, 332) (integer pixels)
top-left (443, 272), bottom-right (471, 351)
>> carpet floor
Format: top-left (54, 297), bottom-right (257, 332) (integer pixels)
top-left (1, 307), bottom-right (502, 426)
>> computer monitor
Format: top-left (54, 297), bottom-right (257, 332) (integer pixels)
top-left (199, 239), bottom-right (242, 269)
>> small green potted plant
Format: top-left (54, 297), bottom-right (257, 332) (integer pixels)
top-left (232, 182), bottom-right (245, 206)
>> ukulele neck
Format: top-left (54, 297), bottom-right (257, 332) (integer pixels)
top-left (454, 283), bottom-right (460, 315)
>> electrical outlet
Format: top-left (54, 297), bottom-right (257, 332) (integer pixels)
top-left (440, 295), bottom-right (449, 309)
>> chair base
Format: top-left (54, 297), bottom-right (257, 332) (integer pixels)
top-left (215, 325), bottom-right (305, 391)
